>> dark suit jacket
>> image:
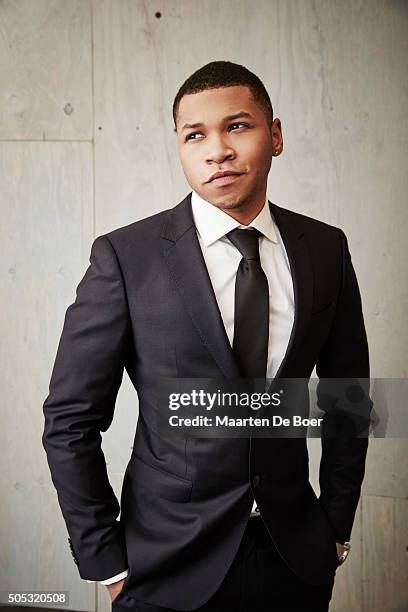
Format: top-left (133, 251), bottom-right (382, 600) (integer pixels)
top-left (42, 192), bottom-right (371, 610)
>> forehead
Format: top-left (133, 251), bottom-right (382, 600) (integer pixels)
top-left (177, 85), bottom-right (259, 124)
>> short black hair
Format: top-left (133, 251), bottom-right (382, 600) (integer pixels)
top-left (172, 60), bottom-right (273, 132)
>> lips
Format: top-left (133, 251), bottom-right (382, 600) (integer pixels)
top-left (209, 171), bottom-right (243, 182)
top-left (209, 173), bottom-right (244, 187)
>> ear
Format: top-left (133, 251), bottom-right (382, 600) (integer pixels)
top-left (272, 118), bottom-right (283, 156)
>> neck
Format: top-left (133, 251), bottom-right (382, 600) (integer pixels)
top-left (221, 195), bottom-right (266, 226)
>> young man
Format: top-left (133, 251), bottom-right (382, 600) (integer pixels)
top-left (42, 61), bottom-right (370, 611)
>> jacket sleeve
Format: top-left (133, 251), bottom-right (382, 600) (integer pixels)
top-left (316, 228), bottom-right (373, 543)
top-left (86, 568), bottom-right (129, 585)
top-left (42, 235), bottom-right (131, 580)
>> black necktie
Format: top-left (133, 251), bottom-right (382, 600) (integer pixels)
top-left (226, 228), bottom-right (269, 379)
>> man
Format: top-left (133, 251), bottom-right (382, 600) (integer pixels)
top-left (42, 61), bottom-right (371, 611)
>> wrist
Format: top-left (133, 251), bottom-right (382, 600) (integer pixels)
top-left (336, 540), bottom-right (351, 564)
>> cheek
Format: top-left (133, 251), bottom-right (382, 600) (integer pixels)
top-left (180, 156), bottom-right (195, 180)
top-left (242, 136), bottom-right (270, 159)
top-left (181, 150), bottom-right (198, 171)
top-left (251, 143), bottom-right (273, 173)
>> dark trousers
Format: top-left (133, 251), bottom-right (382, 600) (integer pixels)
top-left (112, 516), bottom-right (336, 612)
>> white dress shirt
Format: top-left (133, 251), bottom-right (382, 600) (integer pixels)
top-left (89, 190), bottom-right (294, 585)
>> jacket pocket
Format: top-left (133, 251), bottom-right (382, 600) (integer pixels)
top-left (127, 453), bottom-right (192, 502)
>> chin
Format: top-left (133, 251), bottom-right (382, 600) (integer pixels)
top-left (213, 196), bottom-right (245, 210)
top-left (196, 186), bottom-right (246, 210)
top-left (220, 199), bottom-right (243, 209)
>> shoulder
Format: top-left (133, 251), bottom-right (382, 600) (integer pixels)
top-left (104, 207), bottom-right (171, 245)
top-left (89, 206), bottom-right (175, 264)
top-left (83, 207), bottom-right (174, 274)
top-left (270, 203), bottom-right (352, 284)
top-left (272, 202), bottom-right (344, 238)
top-left (271, 202), bottom-right (347, 257)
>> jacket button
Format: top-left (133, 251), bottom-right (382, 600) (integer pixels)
top-left (252, 474), bottom-right (261, 487)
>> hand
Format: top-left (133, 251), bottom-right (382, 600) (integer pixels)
top-left (335, 541), bottom-right (344, 560)
top-left (335, 540), bottom-right (350, 563)
top-left (106, 578), bottom-right (125, 603)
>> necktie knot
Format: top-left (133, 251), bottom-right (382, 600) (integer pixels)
top-left (226, 227), bottom-right (262, 261)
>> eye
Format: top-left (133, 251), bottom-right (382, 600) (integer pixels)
top-left (185, 132), bottom-right (201, 142)
top-left (230, 122), bottom-right (248, 131)
top-left (185, 123), bottom-right (249, 142)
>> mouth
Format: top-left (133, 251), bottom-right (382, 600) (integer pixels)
top-left (209, 173), bottom-right (244, 187)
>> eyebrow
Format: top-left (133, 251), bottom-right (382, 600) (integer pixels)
top-left (181, 111), bottom-right (254, 132)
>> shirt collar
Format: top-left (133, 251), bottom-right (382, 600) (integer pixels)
top-left (190, 190), bottom-right (279, 247)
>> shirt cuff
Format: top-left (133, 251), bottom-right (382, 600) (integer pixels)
top-left (86, 569), bottom-right (129, 585)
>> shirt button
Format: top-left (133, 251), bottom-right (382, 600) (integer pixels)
top-left (252, 474), bottom-right (261, 487)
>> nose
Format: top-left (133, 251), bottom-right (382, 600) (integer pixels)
top-left (205, 133), bottom-right (235, 164)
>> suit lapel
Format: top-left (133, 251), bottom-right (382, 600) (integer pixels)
top-left (162, 193), bottom-right (241, 379)
top-left (161, 193), bottom-right (314, 380)
top-left (269, 202), bottom-right (314, 378)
